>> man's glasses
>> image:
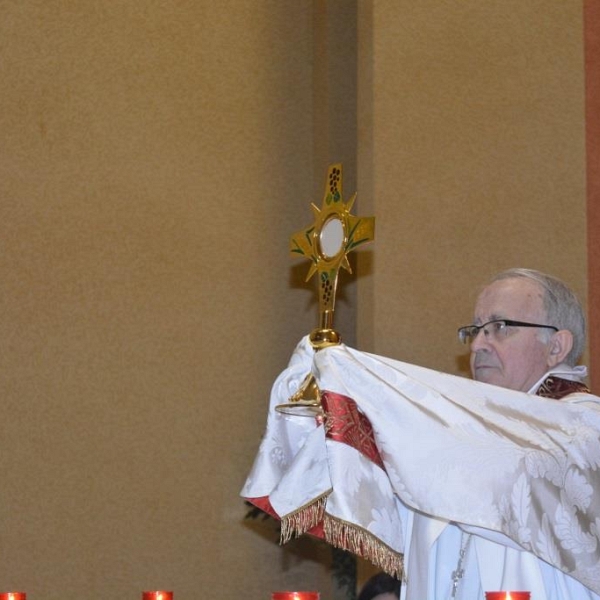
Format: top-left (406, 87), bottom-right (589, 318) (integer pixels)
top-left (457, 319), bottom-right (558, 344)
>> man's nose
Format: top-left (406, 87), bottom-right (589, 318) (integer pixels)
top-left (469, 327), bottom-right (489, 351)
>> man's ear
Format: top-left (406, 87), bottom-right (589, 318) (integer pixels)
top-left (547, 329), bottom-right (573, 367)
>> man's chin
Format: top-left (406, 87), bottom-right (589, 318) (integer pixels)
top-left (473, 367), bottom-right (502, 386)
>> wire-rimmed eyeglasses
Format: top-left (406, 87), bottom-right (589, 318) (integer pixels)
top-left (457, 319), bottom-right (558, 344)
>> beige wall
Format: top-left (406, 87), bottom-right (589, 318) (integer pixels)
top-left (357, 1), bottom-right (588, 378)
top-left (0, 1), bottom-right (589, 599)
top-left (0, 2), bottom-right (344, 598)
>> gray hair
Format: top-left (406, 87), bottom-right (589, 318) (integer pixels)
top-left (489, 268), bottom-right (586, 366)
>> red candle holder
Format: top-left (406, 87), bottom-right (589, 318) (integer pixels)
top-left (485, 593), bottom-right (530, 600)
top-left (271, 593), bottom-right (320, 600)
top-left (0, 594), bottom-right (26, 600)
top-left (142, 592), bottom-right (173, 600)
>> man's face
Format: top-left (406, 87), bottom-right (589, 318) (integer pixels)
top-left (470, 277), bottom-right (554, 392)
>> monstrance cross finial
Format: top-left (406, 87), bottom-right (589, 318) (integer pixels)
top-left (290, 163), bottom-right (375, 347)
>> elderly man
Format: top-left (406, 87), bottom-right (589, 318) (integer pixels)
top-left (243, 267), bottom-right (600, 600)
top-left (406, 268), bottom-right (597, 600)
top-left (461, 268), bottom-right (589, 397)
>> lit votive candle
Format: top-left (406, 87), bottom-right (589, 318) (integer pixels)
top-left (142, 592), bottom-right (173, 600)
top-left (0, 594), bottom-right (26, 600)
top-left (485, 593), bottom-right (530, 600)
top-left (271, 593), bottom-right (320, 600)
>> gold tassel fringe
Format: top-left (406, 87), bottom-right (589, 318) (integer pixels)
top-left (280, 493), bottom-right (329, 544)
top-left (324, 514), bottom-right (404, 580)
top-left (280, 496), bottom-right (404, 580)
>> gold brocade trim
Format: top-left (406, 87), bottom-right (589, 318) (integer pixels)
top-left (280, 492), bottom-right (331, 543)
top-left (323, 514), bottom-right (404, 580)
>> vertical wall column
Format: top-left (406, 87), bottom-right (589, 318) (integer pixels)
top-left (585, 0), bottom-right (600, 388)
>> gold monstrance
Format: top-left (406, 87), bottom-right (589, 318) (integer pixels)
top-left (276, 164), bottom-right (375, 416)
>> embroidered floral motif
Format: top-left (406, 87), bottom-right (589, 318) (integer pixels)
top-left (322, 391), bottom-right (385, 470)
top-left (536, 376), bottom-right (590, 399)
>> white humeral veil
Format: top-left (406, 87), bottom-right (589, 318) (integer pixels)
top-left (241, 337), bottom-right (600, 600)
